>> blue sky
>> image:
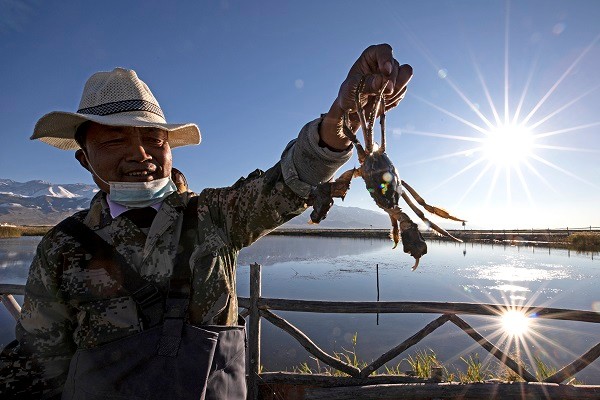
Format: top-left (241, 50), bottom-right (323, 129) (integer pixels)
top-left (1, 0), bottom-right (599, 229)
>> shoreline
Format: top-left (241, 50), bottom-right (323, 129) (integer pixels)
top-left (2, 225), bottom-right (599, 252)
top-left (269, 228), bottom-right (600, 252)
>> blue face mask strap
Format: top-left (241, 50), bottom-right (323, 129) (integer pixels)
top-left (82, 150), bottom-right (110, 186)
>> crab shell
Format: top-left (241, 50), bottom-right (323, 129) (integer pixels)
top-left (361, 152), bottom-right (401, 210)
top-left (361, 152), bottom-right (428, 268)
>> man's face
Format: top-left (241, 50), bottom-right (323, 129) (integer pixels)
top-left (76, 122), bottom-right (172, 193)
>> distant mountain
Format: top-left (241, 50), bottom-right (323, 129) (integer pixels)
top-left (0, 178), bottom-right (389, 228)
top-left (0, 179), bottom-right (98, 199)
top-left (0, 179), bottom-right (97, 225)
top-left (282, 204), bottom-right (390, 229)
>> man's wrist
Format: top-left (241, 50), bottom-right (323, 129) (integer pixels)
top-left (318, 103), bottom-right (353, 151)
top-left (318, 115), bottom-right (352, 152)
top-left (281, 118), bottom-right (353, 198)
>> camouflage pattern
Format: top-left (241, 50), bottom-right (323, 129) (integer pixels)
top-left (0, 118), bottom-right (352, 397)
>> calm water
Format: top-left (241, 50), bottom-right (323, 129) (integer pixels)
top-left (1, 235), bottom-right (599, 382)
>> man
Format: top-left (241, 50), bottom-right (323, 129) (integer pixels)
top-left (0, 44), bottom-right (412, 398)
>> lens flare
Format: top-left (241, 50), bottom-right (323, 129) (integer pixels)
top-left (502, 310), bottom-right (530, 336)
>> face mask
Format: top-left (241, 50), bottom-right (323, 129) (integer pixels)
top-left (83, 152), bottom-right (177, 208)
top-left (108, 177), bottom-right (177, 208)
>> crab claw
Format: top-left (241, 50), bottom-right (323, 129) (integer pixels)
top-left (400, 220), bottom-right (427, 270)
top-left (411, 258), bottom-right (420, 271)
top-left (307, 183), bottom-right (334, 224)
top-left (389, 215), bottom-right (400, 249)
top-left (307, 168), bottom-right (356, 224)
top-left (331, 168), bottom-right (358, 199)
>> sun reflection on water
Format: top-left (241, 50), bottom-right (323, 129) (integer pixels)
top-left (501, 310), bottom-right (531, 337)
top-left (466, 263), bottom-right (571, 282)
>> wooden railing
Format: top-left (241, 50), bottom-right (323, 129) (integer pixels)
top-left (0, 283), bottom-right (23, 321)
top-left (238, 263), bottom-right (600, 400)
top-left (2, 267), bottom-right (600, 399)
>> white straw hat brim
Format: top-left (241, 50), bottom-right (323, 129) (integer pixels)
top-left (31, 110), bottom-right (201, 150)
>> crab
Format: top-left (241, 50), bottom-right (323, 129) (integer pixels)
top-left (308, 76), bottom-right (466, 270)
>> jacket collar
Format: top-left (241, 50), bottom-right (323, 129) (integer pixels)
top-left (83, 190), bottom-right (186, 231)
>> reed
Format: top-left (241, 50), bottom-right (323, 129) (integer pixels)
top-left (403, 349), bottom-right (442, 379)
top-left (0, 226), bottom-right (22, 238)
top-left (533, 356), bottom-right (557, 381)
top-left (0, 225), bottom-right (51, 238)
top-left (19, 226), bottom-right (52, 236)
top-left (292, 332), bottom-right (370, 376)
top-left (292, 344), bottom-right (586, 385)
top-left (569, 232), bottom-right (600, 251)
top-left (457, 353), bottom-right (492, 383)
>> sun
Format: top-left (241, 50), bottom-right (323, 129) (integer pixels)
top-left (483, 124), bottom-right (534, 168)
top-left (501, 310), bottom-right (531, 337)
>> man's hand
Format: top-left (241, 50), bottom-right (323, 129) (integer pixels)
top-left (320, 44), bottom-right (413, 150)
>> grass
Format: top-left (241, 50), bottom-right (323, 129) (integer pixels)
top-left (402, 349), bottom-right (442, 379)
top-left (0, 225), bottom-right (51, 238)
top-left (569, 232), bottom-right (600, 251)
top-left (292, 342), bottom-right (585, 385)
top-left (292, 332), bottom-right (369, 376)
top-left (533, 356), bottom-right (557, 381)
top-left (0, 226), bottom-right (22, 238)
top-left (457, 353), bottom-right (492, 383)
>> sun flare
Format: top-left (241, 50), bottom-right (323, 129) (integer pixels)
top-left (483, 124), bottom-right (534, 167)
top-left (398, 8), bottom-right (599, 209)
top-left (501, 310), bottom-right (530, 337)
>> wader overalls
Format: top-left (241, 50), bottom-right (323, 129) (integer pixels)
top-left (58, 198), bottom-right (247, 400)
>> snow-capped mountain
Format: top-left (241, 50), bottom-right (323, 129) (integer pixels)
top-left (0, 179), bottom-right (97, 225)
top-left (0, 179), bottom-right (98, 199)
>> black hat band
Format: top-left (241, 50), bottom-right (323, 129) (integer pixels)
top-left (77, 99), bottom-right (165, 119)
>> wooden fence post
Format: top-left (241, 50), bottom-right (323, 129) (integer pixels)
top-left (1, 294), bottom-right (21, 321)
top-left (248, 263), bottom-right (262, 400)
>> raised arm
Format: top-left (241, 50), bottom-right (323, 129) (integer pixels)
top-left (201, 115), bottom-right (352, 249)
top-left (204, 44), bottom-right (413, 249)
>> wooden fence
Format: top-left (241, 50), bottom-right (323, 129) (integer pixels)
top-left (238, 263), bottom-right (600, 400)
top-left (2, 266), bottom-right (600, 399)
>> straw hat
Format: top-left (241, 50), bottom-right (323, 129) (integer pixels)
top-left (31, 68), bottom-right (201, 150)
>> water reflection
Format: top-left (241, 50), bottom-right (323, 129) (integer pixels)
top-left (0, 235), bottom-right (599, 382)
top-left (0, 237), bottom-right (39, 284)
top-left (465, 263), bottom-right (572, 282)
top-left (238, 235), bottom-right (390, 266)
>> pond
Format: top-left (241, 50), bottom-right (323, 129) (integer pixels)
top-left (1, 235), bottom-right (599, 382)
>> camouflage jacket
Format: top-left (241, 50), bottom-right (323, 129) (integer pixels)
top-left (0, 118), bottom-right (352, 397)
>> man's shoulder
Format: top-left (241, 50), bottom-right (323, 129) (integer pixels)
top-left (52, 208), bottom-right (89, 230)
top-left (39, 209), bottom-right (91, 250)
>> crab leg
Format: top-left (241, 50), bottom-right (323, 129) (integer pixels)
top-left (355, 78), bottom-right (374, 155)
top-left (400, 192), bottom-right (462, 242)
top-left (389, 214), bottom-right (399, 249)
top-left (342, 113), bottom-right (367, 164)
top-left (365, 83), bottom-right (387, 153)
top-left (379, 96), bottom-right (386, 154)
top-left (401, 180), bottom-right (466, 222)
top-left (369, 84), bottom-right (387, 128)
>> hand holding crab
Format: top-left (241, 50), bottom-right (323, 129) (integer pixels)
top-left (310, 44), bottom-right (466, 270)
top-left (318, 44), bottom-right (412, 151)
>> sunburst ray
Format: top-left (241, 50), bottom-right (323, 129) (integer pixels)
top-left (521, 33), bottom-right (600, 126)
top-left (529, 154), bottom-right (598, 188)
